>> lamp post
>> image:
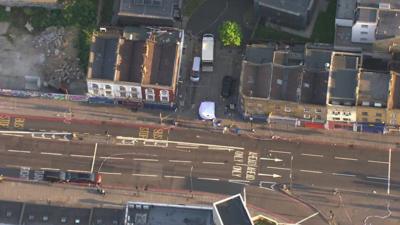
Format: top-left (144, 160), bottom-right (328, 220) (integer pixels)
top-left (190, 165), bottom-right (194, 198)
top-left (249, 115), bottom-right (254, 132)
top-left (289, 154), bottom-right (294, 190)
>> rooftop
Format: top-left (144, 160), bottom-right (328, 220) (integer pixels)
top-left (213, 194), bottom-right (253, 225)
top-left (125, 202), bottom-right (213, 225)
top-left (269, 64), bottom-right (303, 102)
top-left (244, 44), bottom-right (275, 64)
top-left (118, 0), bottom-right (180, 19)
top-left (256, 0), bottom-right (313, 16)
top-left (376, 10), bottom-right (400, 40)
top-left (240, 61), bottom-right (272, 99)
top-left (90, 35), bottom-right (119, 81)
top-left (356, 7), bottom-right (377, 23)
top-left (357, 71), bottom-right (390, 106)
top-left (336, 0), bottom-right (357, 20)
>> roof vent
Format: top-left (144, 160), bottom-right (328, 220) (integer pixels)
top-left (276, 79), bottom-right (283, 85)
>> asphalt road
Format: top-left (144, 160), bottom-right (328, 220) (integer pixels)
top-left (0, 131), bottom-right (398, 198)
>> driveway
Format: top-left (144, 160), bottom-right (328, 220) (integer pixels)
top-left (186, 0), bottom-right (254, 41)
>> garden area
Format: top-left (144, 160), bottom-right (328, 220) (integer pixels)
top-left (253, 0), bottom-right (337, 44)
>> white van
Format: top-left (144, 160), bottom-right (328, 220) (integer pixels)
top-left (190, 57), bottom-right (201, 82)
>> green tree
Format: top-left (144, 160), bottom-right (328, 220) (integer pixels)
top-left (219, 21), bottom-right (242, 47)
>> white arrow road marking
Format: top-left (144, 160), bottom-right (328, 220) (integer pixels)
top-left (259, 181), bottom-right (277, 191)
top-left (258, 173), bottom-right (282, 178)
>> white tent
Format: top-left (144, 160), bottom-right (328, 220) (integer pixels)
top-left (199, 101), bottom-right (216, 120)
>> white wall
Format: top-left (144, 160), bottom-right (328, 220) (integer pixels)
top-left (351, 22), bottom-right (376, 43)
top-left (336, 18), bottom-right (353, 27)
top-left (327, 106), bottom-right (357, 122)
top-left (87, 80), bottom-right (142, 100)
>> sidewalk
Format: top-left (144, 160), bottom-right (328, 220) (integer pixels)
top-left (0, 95), bottom-right (399, 150)
top-left (0, 179), bottom-right (325, 224)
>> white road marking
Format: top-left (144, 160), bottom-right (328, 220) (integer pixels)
top-left (67, 169), bottom-right (91, 173)
top-left (99, 156), bottom-right (124, 160)
top-left (269, 150), bottom-right (291, 154)
top-left (258, 173), bottom-right (282, 178)
top-left (40, 167), bottom-right (60, 171)
top-left (70, 154), bottom-right (92, 158)
top-left (40, 152), bottom-right (63, 156)
top-left (368, 160), bottom-right (388, 164)
top-left (228, 179), bottom-right (250, 184)
top-left (133, 158), bottom-right (159, 162)
top-left (267, 166), bottom-right (290, 171)
top-left (1, 134), bottom-right (24, 137)
top-left (169, 160), bottom-right (192, 163)
top-left (300, 169), bottom-right (323, 174)
top-left (334, 156), bottom-right (358, 161)
top-left (132, 173), bottom-right (158, 177)
top-left (198, 177), bottom-right (220, 181)
top-left (367, 176), bottom-right (388, 181)
top-left (164, 175), bottom-right (185, 179)
top-left (8, 149), bottom-right (31, 154)
top-left (98, 171), bottom-right (121, 175)
top-left (301, 153), bottom-right (323, 158)
top-left (176, 145), bottom-right (199, 149)
top-left (202, 161), bottom-right (225, 165)
top-left (332, 173), bottom-right (356, 177)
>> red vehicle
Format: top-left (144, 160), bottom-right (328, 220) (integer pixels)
top-left (65, 172), bottom-right (102, 185)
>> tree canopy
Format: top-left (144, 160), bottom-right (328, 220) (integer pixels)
top-left (219, 21), bottom-right (242, 47)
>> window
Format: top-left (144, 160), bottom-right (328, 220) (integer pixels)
top-left (119, 86), bottom-right (126, 98)
top-left (343, 112), bottom-right (351, 116)
top-left (304, 114), bottom-right (311, 119)
top-left (105, 90), bottom-right (112, 97)
top-left (43, 216), bottom-right (49, 222)
top-left (376, 118), bottom-right (382, 123)
top-left (332, 111), bottom-right (340, 116)
top-left (362, 112), bottom-right (368, 116)
top-left (28, 215), bottom-right (35, 220)
top-left (304, 108), bottom-right (310, 113)
top-left (61, 217), bottom-right (67, 223)
top-left (343, 118), bottom-right (350, 121)
top-left (361, 24), bottom-right (369, 28)
top-left (315, 115), bottom-right (322, 120)
top-left (360, 38), bottom-right (368, 41)
top-left (332, 117), bottom-right (340, 121)
top-left (376, 112), bottom-right (382, 117)
top-left (362, 117), bottom-right (368, 122)
top-left (160, 90), bottom-right (169, 102)
top-left (284, 106), bottom-right (291, 112)
top-left (130, 87), bottom-right (139, 99)
top-left (92, 83), bottom-right (99, 95)
top-left (105, 85), bottom-right (112, 90)
top-left (361, 31), bottom-right (368, 35)
top-left (145, 88), bottom-right (155, 101)
top-left (315, 108), bottom-right (322, 113)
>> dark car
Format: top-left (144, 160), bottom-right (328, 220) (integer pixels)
top-left (221, 76), bottom-right (235, 98)
top-left (43, 170), bottom-right (66, 183)
top-left (65, 172), bottom-right (102, 185)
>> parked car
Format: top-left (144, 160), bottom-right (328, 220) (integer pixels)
top-left (221, 76), bottom-right (235, 98)
top-left (43, 170), bottom-right (66, 183)
top-left (65, 172), bottom-right (102, 185)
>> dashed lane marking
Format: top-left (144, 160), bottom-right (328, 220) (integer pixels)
top-left (132, 173), bottom-right (158, 177)
top-left (334, 156), bottom-right (358, 161)
top-left (67, 169), bottom-right (91, 173)
top-left (41, 152), bottom-right (63, 156)
top-left (368, 160), bottom-right (388, 164)
top-left (301, 153), bottom-right (323, 158)
top-left (300, 169), bottom-right (323, 174)
top-left (176, 145), bottom-right (199, 149)
top-left (367, 176), bottom-right (388, 180)
top-left (99, 171), bottom-right (122, 175)
top-left (1, 134), bottom-right (24, 137)
top-left (99, 156), bottom-right (124, 160)
top-left (332, 173), bottom-right (356, 177)
top-left (267, 166), bottom-right (291, 171)
top-left (169, 160), bottom-right (192, 163)
top-left (70, 154), bottom-right (92, 158)
top-left (8, 149), bottom-right (31, 154)
top-left (164, 175), bottom-right (185, 179)
top-left (40, 167), bottom-right (60, 171)
top-left (269, 150), bottom-right (291, 154)
top-left (202, 161), bottom-right (225, 165)
top-left (198, 177), bottom-right (220, 181)
top-left (133, 158), bottom-right (159, 162)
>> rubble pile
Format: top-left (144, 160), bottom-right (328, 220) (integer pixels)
top-left (51, 57), bottom-right (85, 84)
top-left (32, 26), bottom-right (65, 57)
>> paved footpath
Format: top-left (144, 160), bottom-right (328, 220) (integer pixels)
top-left (0, 179), bottom-right (327, 225)
top-left (0, 96), bottom-right (398, 150)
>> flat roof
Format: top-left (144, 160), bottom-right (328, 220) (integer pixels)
top-left (118, 39), bottom-right (146, 83)
top-left (244, 44), bottom-right (275, 64)
top-left (118, 0), bottom-right (178, 19)
top-left (0, 200), bottom-right (22, 225)
top-left (241, 61), bottom-right (272, 98)
top-left (125, 202), bottom-right (213, 225)
top-left (91, 36), bottom-right (119, 81)
top-left (22, 204), bottom-right (91, 225)
top-left (256, 0), bottom-right (313, 16)
top-left (301, 70), bottom-right (329, 105)
top-left (376, 10), bottom-right (400, 40)
top-left (357, 71), bottom-right (390, 106)
top-left (356, 7), bottom-right (377, 23)
top-left (149, 42), bottom-right (178, 86)
top-left (336, 0), bottom-right (357, 20)
top-left (329, 70), bottom-right (358, 102)
top-left (214, 195), bottom-right (253, 225)
top-left (361, 54), bottom-right (390, 72)
top-left (269, 65), bottom-right (303, 102)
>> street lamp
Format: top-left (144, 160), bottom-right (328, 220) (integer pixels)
top-left (249, 115), bottom-right (254, 132)
top-left (289, 154), bottom-right (294, 190)
top-left (189, 165), bottom-right (194, 198)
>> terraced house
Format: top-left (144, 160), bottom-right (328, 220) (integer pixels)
top-left (86, 26), bottom-right (184, 108)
